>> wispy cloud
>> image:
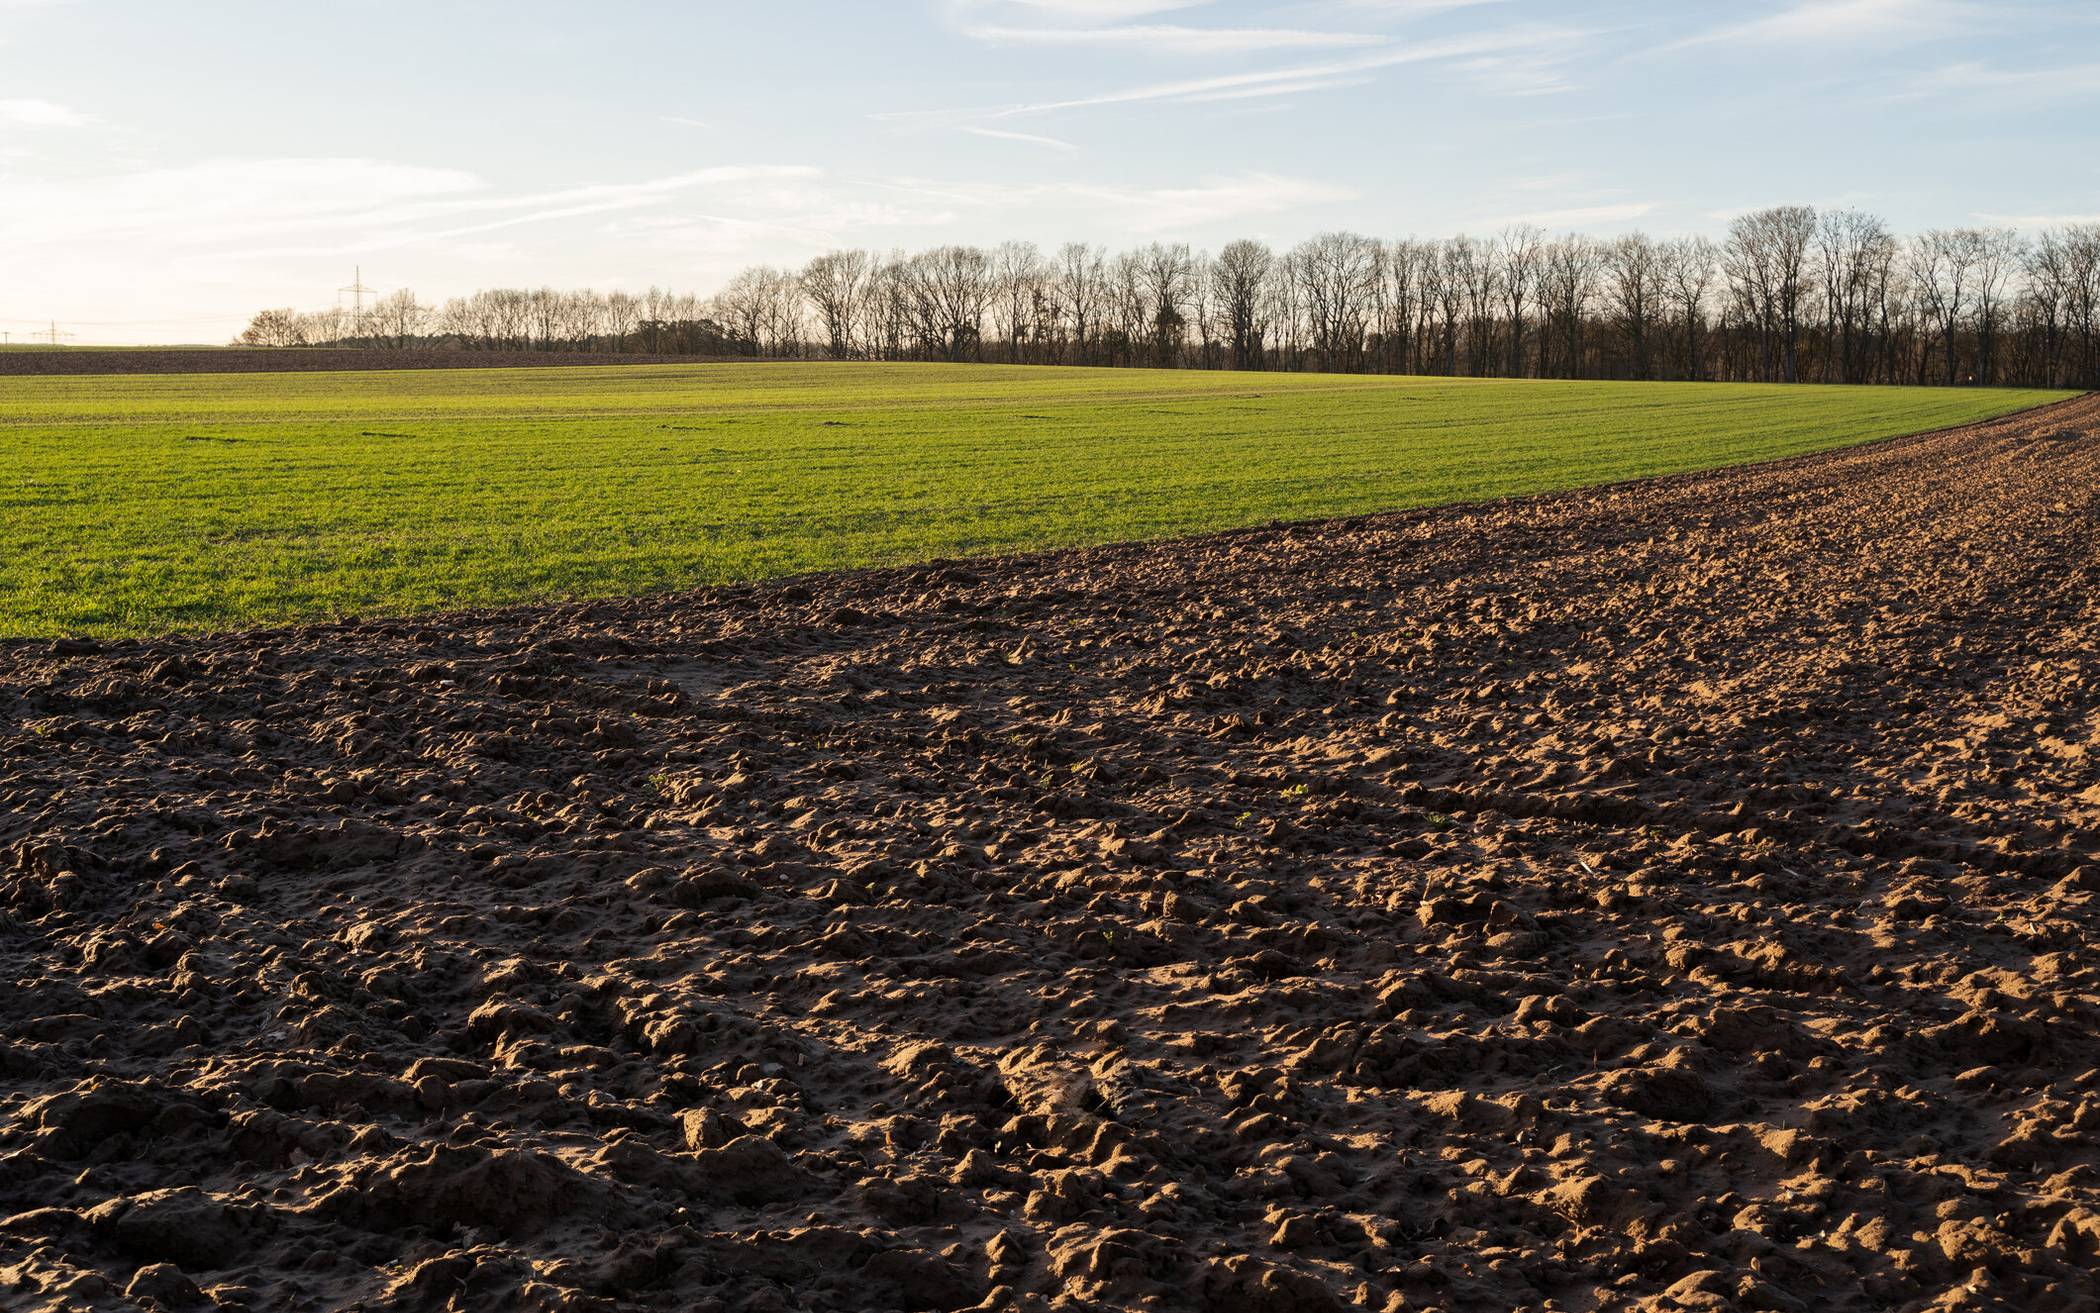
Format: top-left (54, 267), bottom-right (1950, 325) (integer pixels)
top-left (0, 97), bottom-right (88, 126)
top-left (1083, 173), bottom-right (1356, 232)
top-left (1452, 52), bottom-right (1577, 96)
top-left (1505, 171), bottom-right (1618, 196)
top-left (1654, 0), bottom-right (1987, 53)
top-left (983, 0), bottom-right (1214, 18)
top-left (1972, 210), bottom-right (2100, 228)
top-left (887, 24), bottom-right (1582, 121)
top-left (967, 23), bottom-right (1385, 54)
top-left (1470, 201), bottom-right (1654, 229)
top-left (0, 159), bottom-right (819, 251)
top-left (1322, 0), bottom-right (1514, 15)
top-left (0, 159), bottom-right (481, 253)
top-left (961, 125), bottom-right (1080, 151)
top-left (1179, 74), bottom-right (1376, 104)
top-left (598, 169), bottom-right (1353, 271)
top-left (1891, 60), bottom-right (2100, 104)
top-left (866, 170), bottom-right (1355, 233)
top-left (323, 170), bottom-right (826, 255)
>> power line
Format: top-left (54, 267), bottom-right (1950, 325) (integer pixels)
top-left (338, 266), bottom-right (378, 315)
top-left (8, 270), bottom-right (387, 340)
top-left (0, 314), bottom-right (252, 328)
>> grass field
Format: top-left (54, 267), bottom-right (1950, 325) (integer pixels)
top-left (0, 361), bottom-right (2073, 639)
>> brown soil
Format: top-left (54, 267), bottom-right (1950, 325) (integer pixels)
top-left (0, 350), bottom-right (745, 377)
top-left (3, 396), bottom-right (2098, 1313)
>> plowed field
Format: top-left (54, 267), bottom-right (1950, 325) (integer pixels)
top-left (2, 396), bottom-right (2098, 1311)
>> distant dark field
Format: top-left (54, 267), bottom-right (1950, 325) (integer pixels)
top-left (0, 348), bottom-right (742, 376)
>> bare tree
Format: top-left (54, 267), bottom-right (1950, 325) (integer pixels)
top-left (1269, 249), bottom-right (1304, 364)
top-left (1375, 240), bottom-right (1426, 375)
top-left (1429, 240), bottom-right (1465, 375)
top-left (1603, 233), bottom-right (1660, 379)
top-left (2073, 225), bottom-right (2100, 385)
top-left (1912, 229), bottom-right (1983, 384)
top-left (1138, 242), bottom-right (1195, 367)
top-left (1054, 243), bottom-right (1106, 365)
top-left (2025, 230), bottom-right (2075, 386)
top-left (714, 267), bottom-right (803, 354)
top-left (366, 289), bottom-right (426, 348)
top-left (1211, 239), bottom-right (1272, 370)
top-left (904, 246), bottom-right (994, 361)
top-left (856, 255), bottom-right (908, 361)
top-left (1106, 250), bottom-right (1147, 367)
top-left (803, 250), bottom-right (873, 360)
top-left (238, 308), bottom-right (304, 348)
top-left (1817, 210), bottom-right (1891, 383)
top-left (1192, 250), bottom-right (1226, 369)
top-left (1498, 225), bottom-right (1545, 376)
top-left (991, 241), bottom-right (1048, 364)
top-left (1540, 235), bottom-right (1603, 379)
top-left (563, 290), bottom-right (606, 347)
top-left (1295, 232), bottom-right (1379, 372)
top-left (1451, 235), bottom-right (1499, 375)
top-left (1725, 206), bottom-right (1818, 381)
top-left (1971, 228), bottom-right (2025, 385)
top-left (1660, 236), bottom-right (1718, 380)
top-left (602, 291), bottom-right (642, 349)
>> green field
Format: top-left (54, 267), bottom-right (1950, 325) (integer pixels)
top-left (0, 362), bottom-right (2073, 639)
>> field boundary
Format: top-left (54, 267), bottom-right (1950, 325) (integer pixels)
top-left (0, 348), bottom-right (757, 377)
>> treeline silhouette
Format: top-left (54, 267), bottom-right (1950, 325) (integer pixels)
top-left (242, 207), bottom-right (2100, 389)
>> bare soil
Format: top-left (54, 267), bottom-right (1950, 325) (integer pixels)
top-left (3, 396), bottom-right (2098, 1313)
top-left (0, 350), bottom-right (744, 377)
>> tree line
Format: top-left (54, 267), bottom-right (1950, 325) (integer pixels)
top-left (242, 208), bottom-right (2100, 389)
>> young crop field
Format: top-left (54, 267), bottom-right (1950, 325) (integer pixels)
top-left (0, 361), bottom-right (2072, 638)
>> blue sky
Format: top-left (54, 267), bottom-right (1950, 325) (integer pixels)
top-left (2, 0), bottom-right (2096, 343)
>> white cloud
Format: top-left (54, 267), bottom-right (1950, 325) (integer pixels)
top-left (1323, 0), bottom-right (1514, 14)
top-left (967, 23), bottom-right (1385, 54)
top-left (1451, 52), bottom-right (1577, 96)
top-left (1656, 0), bottom-right (1987, 53)
top-left (861, 171), bottom-right (1356, 234)
top-left (0, 159), bottom-right (820, 252)
top-left (985, 0), bottom-right (1213, 18)
top-left (961, 125), bottom-right (1080, 151)
top-left (0, 159), bottom-right (481, 248)
top-left (0, 98), bottom-right (88, 126)
top-left (888, 24), bottom-right (1582, 121)
top-left (1965, 212), bottom-right (2100, 227)
top-left (1470, 201), bottom-right (1655, 229)
top-left (0, 159), bottom-right (834, 340)
top-left (1971, 211), bottom-right (2100, 228)
top-left (1892, 60), bottom-right (2100, 104)
top-left (616, 170), bottom-right (1355, 262)
top-left (1177, 74), bottom-right (1376, 104)
top-left (1081, 173), bottom-right (1357, 232)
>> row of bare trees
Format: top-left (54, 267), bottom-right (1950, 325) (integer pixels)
top-left (243, 209), bottom-right (2100, 388)
top-left (236, 286), bottom-right (749, 356)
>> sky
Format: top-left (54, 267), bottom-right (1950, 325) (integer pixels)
top-left (2, 0), bottom-right (2096, 344)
